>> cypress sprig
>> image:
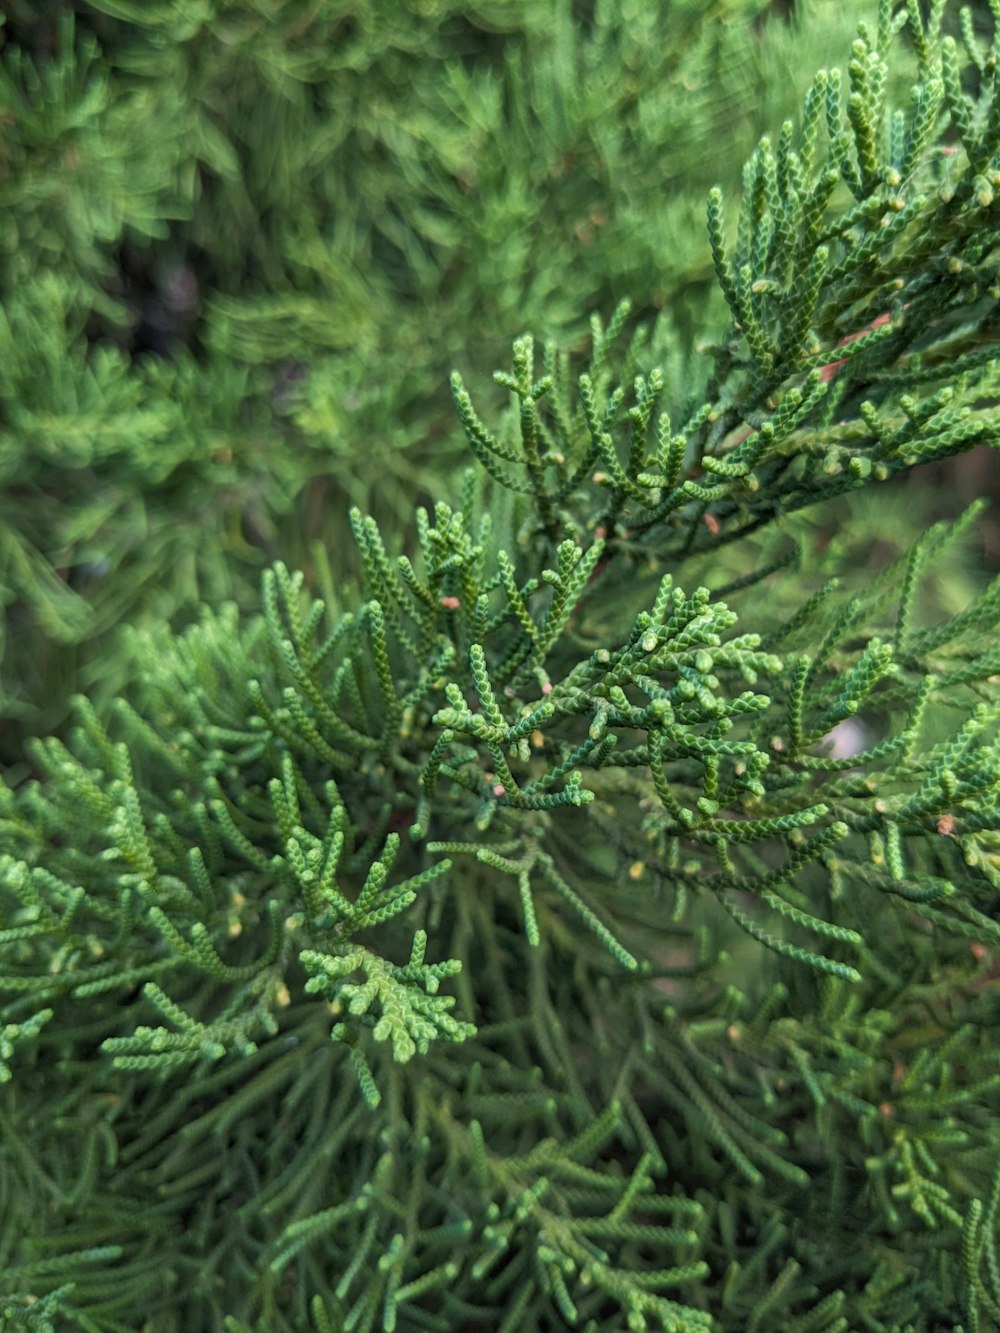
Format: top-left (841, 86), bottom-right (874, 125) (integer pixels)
top-left (302, 932), bottom-right (475, 1067)
top-left (0, 1007), bottom-right (52, 1084)
top-left (3, 4), bottom-right (1000, 1328)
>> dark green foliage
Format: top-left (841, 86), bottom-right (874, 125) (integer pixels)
top-left (2, 2), bottom-right (1000, 1331)
top-left (0, 0), bottom-right (880, 750)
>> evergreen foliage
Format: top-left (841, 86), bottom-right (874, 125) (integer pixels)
top-left (2, 2), bottom-right (1000, 1331)
top-left (0, 0), bottom-right (879, 751)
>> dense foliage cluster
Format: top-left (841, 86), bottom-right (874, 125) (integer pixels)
top-left (2, 2), bottom-right (1000, 1331)
top-left (0, 0), bottom-right (883, 750)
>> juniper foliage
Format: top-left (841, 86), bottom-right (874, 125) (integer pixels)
top-left (2, 2), bottom-right (1000, 1331)
top-left (0, 0), bottom-right (878, 751)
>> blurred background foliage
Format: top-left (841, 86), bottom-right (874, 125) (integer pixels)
top-left (0, 0), bottom-right (996, 760)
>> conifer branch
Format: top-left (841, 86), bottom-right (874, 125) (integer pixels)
top-left (2, 4), bottom-right (1000, 1326)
